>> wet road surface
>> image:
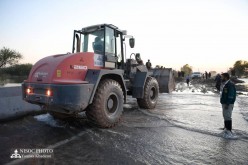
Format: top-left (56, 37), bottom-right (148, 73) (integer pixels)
top-left (1, 85), bottom-right (248, 165)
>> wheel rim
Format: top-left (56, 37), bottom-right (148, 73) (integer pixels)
top-left (150, 87), bottom-right (156, 100)
top-left (107, 94), bottom-right (118, 114)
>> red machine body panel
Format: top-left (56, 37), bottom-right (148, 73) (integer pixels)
top-left (26, 52), bottom-right (104, 84)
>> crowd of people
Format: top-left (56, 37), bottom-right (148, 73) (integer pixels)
top-left (178, 71), bottom-right (185, 78)
top-left (178, 71), bottom-right (229, 92)
top-left (203, 71), bottom-right (212, 79)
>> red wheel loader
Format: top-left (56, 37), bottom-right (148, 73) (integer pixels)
top-left (22, 24), bottom-right (175, 128)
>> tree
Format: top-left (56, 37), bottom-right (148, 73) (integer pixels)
top-left (233, 60), bottom-right (248, 77)
top-left (0, 47), bottom-right (23, 68)
top-left (243, 62), bottom-right (248, 77)
top-left (181, 64), bottom-right (192, 76)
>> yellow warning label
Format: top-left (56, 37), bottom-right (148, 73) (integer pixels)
top-left (57, 70), bottom-right (61, 77)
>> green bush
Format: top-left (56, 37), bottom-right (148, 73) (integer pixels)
top-left (0, 63), bottom-right (33, 76)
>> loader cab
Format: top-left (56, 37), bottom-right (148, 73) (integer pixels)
top-left (72, 24), bottom-right (134, 69)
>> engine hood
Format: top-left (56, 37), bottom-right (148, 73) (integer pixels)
top-left (26, 52), bottom-right (103, 84)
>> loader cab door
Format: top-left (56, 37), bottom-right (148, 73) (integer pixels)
top-left (104, 27), bottom-right (117, 69)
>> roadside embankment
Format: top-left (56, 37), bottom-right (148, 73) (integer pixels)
top-left (0, 86), bottom-right (42, 121)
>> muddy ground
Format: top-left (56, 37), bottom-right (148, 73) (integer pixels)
top-left (1, 80), bottom-right (248, 165)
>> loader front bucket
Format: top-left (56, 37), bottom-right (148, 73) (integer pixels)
top-left (151, 68), bottom-right (175, 93)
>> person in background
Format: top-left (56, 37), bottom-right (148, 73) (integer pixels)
top-left (178, 71), bottom-right (181, 78)
top-left (181, 71), bottom-right (185, 77)
top-left (146, 59), bottom-right (152, 70)
top-left (208, 72), bottom-right (211, 79)
top-left (215, 74), bottom-right (221, 91)
top-left (220, 73), bottom-right (236, 138)
top-left (186, 74), bottom-right (190, 87)
top-left (135, 53), bottom-right (144, 65)
top-left (205, 71), bottom-right (208, 79)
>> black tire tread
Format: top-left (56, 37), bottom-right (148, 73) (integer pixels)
top-left (86, 79), bottom-right (123, 128)
top-left (137, 77), bottom-right (159, 109)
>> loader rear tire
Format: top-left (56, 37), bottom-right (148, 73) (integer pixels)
top-left (137, 77), bottom-right (159, 109)
top-left (86, 79), bottom-right (124, 128)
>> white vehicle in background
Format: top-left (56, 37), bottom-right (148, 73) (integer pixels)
top-left (191, 72), bottom-right (202, 79)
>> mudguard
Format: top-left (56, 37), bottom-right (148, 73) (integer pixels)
top-left (85, 69), bottom-right (127, 104)
top-left (132, 72), bottom-right (149, 98)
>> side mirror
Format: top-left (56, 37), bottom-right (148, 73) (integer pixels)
top-left (129, 38), bottom-right (135, 48)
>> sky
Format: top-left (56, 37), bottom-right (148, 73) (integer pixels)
top-left (0, 0), bottom-right (248, 72)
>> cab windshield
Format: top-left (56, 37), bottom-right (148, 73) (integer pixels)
top-left (73, 26), bottom-right (116, 57)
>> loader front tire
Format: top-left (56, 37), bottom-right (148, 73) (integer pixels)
top-left (86, 79), bottom-right (124, 128)
top-left (137, 77), bottom-right (159, 109)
